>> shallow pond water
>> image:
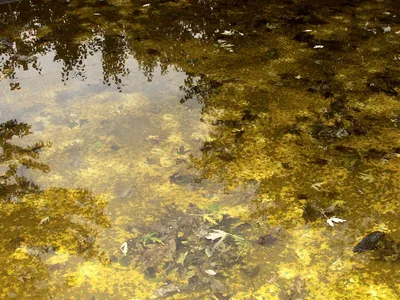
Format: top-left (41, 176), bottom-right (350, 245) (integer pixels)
top-left (1, 0), bottom-right (400, 299)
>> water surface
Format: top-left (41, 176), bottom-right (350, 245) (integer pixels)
top-left (1, 0), bottom-right (400, 299)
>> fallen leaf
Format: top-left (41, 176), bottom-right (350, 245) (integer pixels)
top-left (205, 229), bottom-right (227, 241)
top-left (177, 251), bottom-right (188, 265)
top-left (205, 247), bottom-right (212, 257)
top-left (205, 229), bottom-right (228, 250)
top-left (327, 217), bottom-right (346, 227)
top-left (382, 25), bottom-right (391, 33)
top-left (222, 30), bottom-right (235, 36)
top-left (210, 278), bottom-right (226, 293)
top-left (120, 242), bottom-right (128, 255)
top-left (203, 214), bottom-right (218, 225)
top-left (38, 216), bottom-right (50, 226)
top-left (359, 173), bottom-right (375, 183)
top-left (157, 284), bottom-right (179, 296)
top-left (205, 269), bottom-right (217, 276)
top-left (311, 182), bottom-right (325, 191)
top-left (168, 239), bottom-right (177, 252)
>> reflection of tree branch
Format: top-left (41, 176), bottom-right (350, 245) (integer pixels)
top-left (0, 120), bottom-right (50, 201)
top-left (0, 119), bottom-right (110, 297)
top-left (179, 74), bottom-right (223, 103)
top-left (101, 33), bottom-right (130, 91)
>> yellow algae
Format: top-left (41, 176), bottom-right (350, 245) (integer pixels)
top-left (2, 0), bottom-right (400, 299)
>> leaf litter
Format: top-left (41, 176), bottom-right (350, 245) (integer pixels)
top-left (120, 205), bottom-right (253, 295)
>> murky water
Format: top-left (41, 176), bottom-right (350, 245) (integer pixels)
top-left (1, 0), bottom-right (400, 299)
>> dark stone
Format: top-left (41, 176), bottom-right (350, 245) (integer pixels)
top-left (353, 231), bottom-right (385, 253)
top-left (119, 255), bottom-right (132, 266)
top-left (297, 194), bottom-right (308, 200)
top-left (313, 158), bottom-right (328, 166)
top-left (302, 203), bottom-right (319, 222)
top-left (257, 234), bottom-right (278, 246)
top-left (293, 32), bottom-right (314, 43)
top-left (144, 267), bottom-right (157, 278)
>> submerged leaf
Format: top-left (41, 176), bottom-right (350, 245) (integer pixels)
top-left (327, 217), bottom-right (346, 227)
top-left (177, 251), bottom-right (188, 265)
top-left (38, 216), bottom-right (50, 226)
top-left (205, 269), bottom-right (217, 276)
top-left (142, 232), bottom-right (164, 246)
top-left (157, 284), bottom-right (180, 297)
top-left (210, 278), bottom-right (226, 293)
top-left (311, 182), bottom-right (325, 191)
top-left (120, 242), bottom-right (128, 255)
top-left (359, 173), bottom-right (375, 183)
top-left (205, 229), bottom-right (227, 241)
top-left (203, 214), bottom-right (218, 225)
top-left (205, 229), bottom-right (228, 251)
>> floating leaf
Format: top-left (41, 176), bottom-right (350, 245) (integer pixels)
top-left (327, 217), bottom-right (346, 227)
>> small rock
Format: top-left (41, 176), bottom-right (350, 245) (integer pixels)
top-left (353, 231), bottom-right (385, 253)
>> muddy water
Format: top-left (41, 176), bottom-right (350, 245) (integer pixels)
top-left (1, 0), bottom-right (400, 299)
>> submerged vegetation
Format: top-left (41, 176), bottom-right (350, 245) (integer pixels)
top-left (1, 0), bottom-right (400, 298)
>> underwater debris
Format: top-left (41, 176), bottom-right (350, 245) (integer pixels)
top-left (121, 205), bottom-right (249, 295)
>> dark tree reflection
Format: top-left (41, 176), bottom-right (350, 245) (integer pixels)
top-left (0, 120), bottom-right (110, 298)
top-left (0, 119), bottom-right (50, 202)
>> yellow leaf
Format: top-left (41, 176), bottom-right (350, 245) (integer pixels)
top-left (203, 214), bottom-right (218, 225)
